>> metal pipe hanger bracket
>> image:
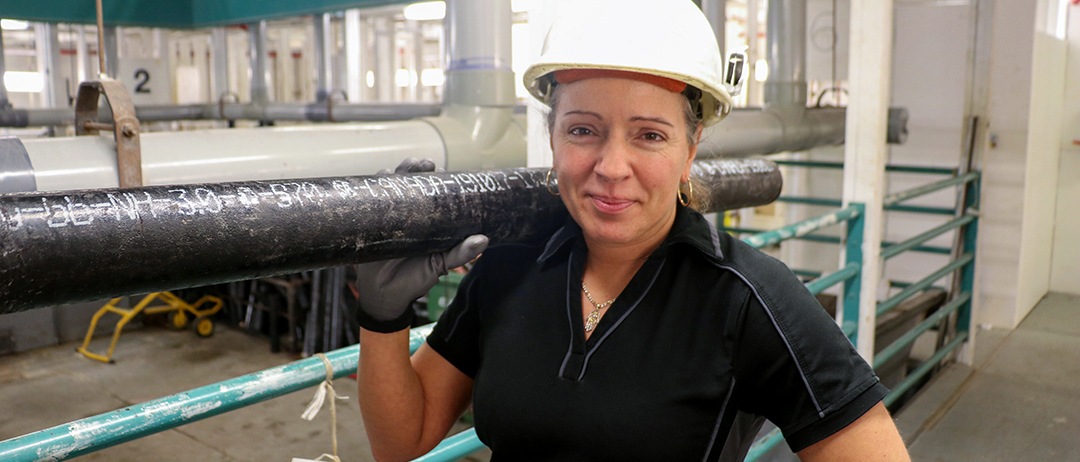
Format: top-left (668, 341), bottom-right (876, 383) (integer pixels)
top-left (74, 80), bottom-right (143, 188)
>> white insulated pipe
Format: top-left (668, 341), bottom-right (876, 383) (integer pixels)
top-left (248, 21), bottom-right (271, 106)
top-left (314, 13), bottom-right (333, 102)
top-left (423, 0), bottom-right (524, 171)
top-left (344, 10), bottom-right (364, 103)
top-left (373, 16), bottom-right (394, 102)
top-left (0, 29), bottom-right (8, 108)
top-left (446, 0), bottom-right (512, 73)
top-left (102, 26), bottom-right (120, 80)
top-left (700, 107), bottom-right (843, 158)
top-left (17, 122), bottom-right (447, 192)
top-left (442, 0), bottom-right (515, 107)
top-left (765, 0), bottom-right (808, 107)
top-left (211, 28), bottom-right (230, 101)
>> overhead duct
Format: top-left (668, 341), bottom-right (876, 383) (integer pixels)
top-left (0, 102), bottom-right (445, 127)
top-left (0, 124), bottom-right (448, 192)
top-left (0, 0), bottom-right (907, 189)
top-left (0, 158), bottom-right (782, 314)
top-left (764, 0), bottom-right (808, 107)
top-left (699, 107), bottom-right (909, 158)
top-left (421, 0), bottom-right (524, 170)
top-left (0, 137), bottom-right (35, 193)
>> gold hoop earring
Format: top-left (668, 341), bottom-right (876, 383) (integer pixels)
top-left (678, 181), bottom-right (693, 207)
top-left (546, 168), bottom-right (560, 196)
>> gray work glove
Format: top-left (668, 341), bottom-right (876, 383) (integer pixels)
top-left (355, 158), bottom-right (489, 332)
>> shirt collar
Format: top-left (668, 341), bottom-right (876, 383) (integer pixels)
top-left (536, 205), bottom-right (725, 264)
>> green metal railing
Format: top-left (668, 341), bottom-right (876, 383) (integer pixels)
top-left (775, 196), bottom-right (957, 215)
top-left (0, 325), bottom-right (432, 461)
top-left (770, 160), bottom-right (958, 175)
top-left (0, 168), bottom-right (981, 462)
top-left (719, 225), bottom-right (953, 255)
top-left (734, 167), bottom-right (980, 460)
top-left (865, 171), bottom-right (980, 414)
top-left (736, 202), bottom-right (867, 459)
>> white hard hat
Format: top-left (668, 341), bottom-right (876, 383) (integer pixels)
top-left (523, 0), bottom-right (735, 126)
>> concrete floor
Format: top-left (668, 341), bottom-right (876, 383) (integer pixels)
top-left (903, 292), bottom-right (1080, 462)
top-left (0, 325), bottom-right (490, 462)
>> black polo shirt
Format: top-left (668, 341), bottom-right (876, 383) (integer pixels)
top-left (427, 205), bottom-right (887, 461)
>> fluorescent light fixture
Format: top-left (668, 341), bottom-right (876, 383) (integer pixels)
top-left (366, 70), bottom-right (375, 88)
top-left (403, 2), bottom-right (445, 21)
top-left (395, 69), bottom-right (411, 87)
top-left (754, 59), bottom-right (769, 82)
top-left (1, 19), bottom-right (30, 30)
top-left (512, 0), bottom-right (530, 13)
top-left (421, 68), bottom-right (444, 86)
top-left (4, 71), bottom-right (45, 93)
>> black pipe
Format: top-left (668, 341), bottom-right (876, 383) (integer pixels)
top-left (0, 159), bottom-right (781, 314)
top-left (0, 109), bottom-right (29, 128)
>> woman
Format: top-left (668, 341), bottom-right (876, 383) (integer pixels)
top-left (356, 2), bottom-right (910, 461)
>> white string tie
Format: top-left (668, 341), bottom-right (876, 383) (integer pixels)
top-left (300, 353), bottom-right (349, 462)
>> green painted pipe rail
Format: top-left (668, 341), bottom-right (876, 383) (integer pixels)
top-left (725, 225), bottom-right (844, 244)
top-left (0, 324), bottom-right (447, 462)
top-left (793, 269), bottom-right (825, 279)
top-left (884, 204), bottom-right (957, 215)
top-left (723, 225), bottom-right (951, 255)
top-left (842, 321), bottom-right (857, 338)
top-left (877, 253), bottom-right (973, 317)
top-left (412, 428), bottom-right (486, 462)
top-left (883, 172), bottom-right (980, 207)
top-left (770, 160), bottom-right (957, 175)
top-left (776, 196), bottom-right (844, 207)
top-left (741, 205), bottom-right (861, 249)
top-left (776, 196), bottom-right (958, 215)
top-left (873, 292), bottom-right (971, 370)
top-left (744, 427), bottom-right (784, 461)
top-left (805, 263), bottom-right (861, 295)
top-left (883, 332), bottom-right (968, 408)
top-left (890, 281), bottom-right (948, 292)
top-left (881, 215), bottom-right (975, 260)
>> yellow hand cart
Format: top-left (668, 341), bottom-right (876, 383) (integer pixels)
top-left (77, 291), bottom-right (223, 363)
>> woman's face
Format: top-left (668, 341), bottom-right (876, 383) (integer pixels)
top-left (551, 77), bottom-right (698, 251)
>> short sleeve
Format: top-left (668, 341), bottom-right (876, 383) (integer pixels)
top-left (426, 262), bottom-right (483, 378)
top-left (732, 269), bottom-right (888, 453)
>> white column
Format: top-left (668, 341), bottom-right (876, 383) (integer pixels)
top-left (313, 14), bottom-right (333, 101)
top-left (746, 0), bottom-right (762, 107)
top-left (841, 0), bottom-right (893, 361)
top-left (700, 0), bottom-right (726, 61)
top-left (408, 19), bottom-right (422, 102)
top-left (76, 26), bottom-right (88, 83)
top-left (374, 16), bottom-right (394, 102)
top-left (33, 23), bottom-right (60, 108)
top-left (345, 9), bottom-right (364, 102)
top-left (248, 21), bottom-right (270, 105)
top-left (211, 28), bottom-right (229, 100)
top-left (102, 26), bottom-right (119, 79)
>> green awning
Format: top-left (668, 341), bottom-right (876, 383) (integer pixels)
top-left (0, 0), bottom-right (412, 29)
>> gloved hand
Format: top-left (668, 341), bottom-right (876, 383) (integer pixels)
top-left (355, 158), bottom-right (489, 333)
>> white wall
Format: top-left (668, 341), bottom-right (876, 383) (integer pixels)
top-left (883, 2), bottom-right (970, 294)
top-left (973, 0), bottom-right (1077, 327)
top-left (1015, 27), bottom-right (1067, 321)
top-left (1050, 3), bottom-right (1080, 295)
top-left (973, 0), bottom-right (1038, 328)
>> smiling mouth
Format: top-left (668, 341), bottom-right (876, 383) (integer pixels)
top-left (590, 195), bottom-right (634, 213)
